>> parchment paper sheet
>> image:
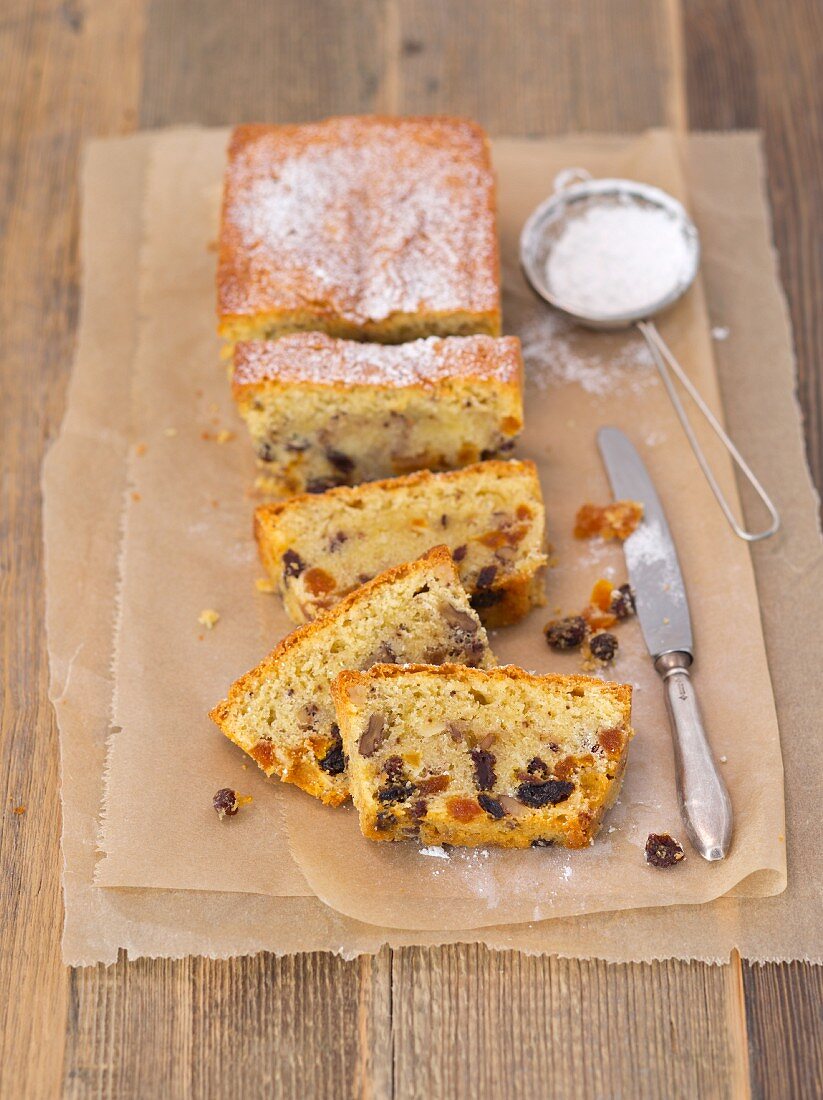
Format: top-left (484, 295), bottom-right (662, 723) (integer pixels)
top-left (45, 130), bottom-right (822, 964)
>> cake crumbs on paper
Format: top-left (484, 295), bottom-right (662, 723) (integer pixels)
top-left (215, 429), bottom-right (236, 444)
top-left (12, 805), bottom-right (26, 815)
top-left (419, 845), bottom-right (450, 860)
top-left (198, 609), bottom-right (220, 630)
top-left (255, 577), bottom-right (276, 594)
top-left (131, 491), bottom-right (141, 503)
top-left (135, 442), bottom-right (148, 457)
top-left (163, 427), bottom-right (178, 437)
top-left (719, 755), bottom-right (728, 763)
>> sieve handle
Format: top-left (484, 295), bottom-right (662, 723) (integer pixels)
top-left (637, 321), bottom-right (780, 542)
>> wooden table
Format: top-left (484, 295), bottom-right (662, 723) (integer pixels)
top-left (2, 2), bottom-right (821, 1096)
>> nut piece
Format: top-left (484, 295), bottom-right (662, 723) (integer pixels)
top-left (544, 616), bottom-right (587, 650)
top-left (645, 833), bottom-right (685, 868)
top-left (358, 713), bottom-right (387, 757)
top-left (213, 788), bottom-right (251, 819)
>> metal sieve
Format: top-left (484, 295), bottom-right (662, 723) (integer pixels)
top-left (520, 170), bottom-right (779, 542)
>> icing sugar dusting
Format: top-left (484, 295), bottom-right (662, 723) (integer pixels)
top-left (545, 199), bottom-right (694, 319)
top-left (234, 333), bottom-right (520, 388)
top-left (221, 118), bottom-right (499, 322)
top-left (519, 308), bottom-right (656, 396)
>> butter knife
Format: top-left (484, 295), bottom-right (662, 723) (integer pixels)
top-left (597, 426), bottom-right (733, 861)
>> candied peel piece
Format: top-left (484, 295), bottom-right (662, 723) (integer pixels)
top-left (574, 500), bottom-right (644, 541)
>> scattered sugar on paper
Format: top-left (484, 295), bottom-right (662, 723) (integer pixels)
top-left (419, 845), bottom-right (450, 860)
top-left (711, 326), bottom-right (730, 341)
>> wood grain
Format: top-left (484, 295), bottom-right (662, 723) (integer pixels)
top-left (0, 0), bottom-right (820, 1096)
top-left (683, 0), bottom-right (823, 507)
top-left (0, 2), bottom-right (142, 1097)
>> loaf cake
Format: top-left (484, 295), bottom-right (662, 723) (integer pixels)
top-left (233, 333), bottom-right (523, 496)
top-left (333, 664), bottom-right (632, 848)
top-left (254, 460), bottom-right (548, 628)
top-left (209, 547), bottom-right (494, 806)
top-left (217, 116), bottom-right (501, 345)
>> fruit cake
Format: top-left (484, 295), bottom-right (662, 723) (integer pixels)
top-left (216, 116), bottom-right (501, 345)
top-left (209, 547), bottom-right (494, 806)
top-left (332, 664), bottom-right (633, 848)
top-left (254, 459), bottom-right (548, 628)
top-left (233, 333), bottom-right (523, 496)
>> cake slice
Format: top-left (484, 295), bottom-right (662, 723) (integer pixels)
top-left (254, 459), bottom-right (548, 628)
top-left (233, 333), bottom-right (523, 496)
top-left (333, 664), bottom-right (632, 848)
top-left (217, 116), bottom-right (501, 345)
top-left (209, 547), bottom-right (494, 806)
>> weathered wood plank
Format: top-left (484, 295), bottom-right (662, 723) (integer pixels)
top-left (0, 2), bottom-right (144, 1097)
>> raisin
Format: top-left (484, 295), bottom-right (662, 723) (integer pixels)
top-left (213, 788), bottom-right (239, 819)
top-left (358, 713), bottom-right (387, 757)
top-left (544, 616), bottom-right (587, 650)
top-left (477, 793), bottom-right (506, 819)
top-left (479, 448), bottom-right (496, 461)
top-left (440, 514), bottom-right (449, 527)
top-left (382, 755), bottom-right (404, 781)
top-left (590, 632), bottom-right (618, 662)
top-left (318, 726), bottom-right (346, 776)
top-left (327, 530), bottom-right (347, 552)
top-left (282, 549), bottom-right (305, 579)
top-left (610, 583), bottom-right (636, 619)
top-left (471, 589), bottom-right (504, 611)
top-left (413, 584), bottom-right (430, 596)
top-left (326, 448), bottom-right (354, 474)
top-left (527, 757), bottom-right (550, 779)
top-left (257, 441), bottom-right (276, 462)
top-left (645, 833), bottom-right (685, 868)
top-left (452, 544), bottom-right (467, 562)
top-left (306, 476), bottom-right (342, 493)
top-left (410, 799), bottom-right (428, 820)
top-left (499, 438), bottom-right (516, 453)
top-left (470, 748), bottom-right (496, 790)
top-left (377, 782), bottom-right (414, 804)
top-left (515, 779), bottom-right (575, 807)
top-left (476, 564), bottom-right (497, 589)
top-left (530, 838), bottom-right (554, 848)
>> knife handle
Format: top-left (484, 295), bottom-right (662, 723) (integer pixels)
top-left (655, 653), bottom-right (733, 861)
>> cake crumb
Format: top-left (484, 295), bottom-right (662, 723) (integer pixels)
top-left (198, 609), bottom-right (220, 630)
top-left (719, 755), bottom-right (727, 763)
top-left (163, 427), bottom-right (178, 437)
top-left (216, 429), bottom-right (236, 444)
top-left (131, 491), bottom-right (141, 503)
top-left (12, 805), bottom-right (26, 815)
top-left (255, 577), bottom-right (276, 594)
top-left (135, 442), bottom-right (148, 457)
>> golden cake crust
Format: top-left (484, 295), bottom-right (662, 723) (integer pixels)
top-left (217, 116), bottom-right (501, 341)
top-left (333, 664), bottom-right (633, 848)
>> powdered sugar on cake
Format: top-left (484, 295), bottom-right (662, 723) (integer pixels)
top-left (233, 333), bottom-right (521, 388)
top-left (219, 118), bottom-right (499, 322)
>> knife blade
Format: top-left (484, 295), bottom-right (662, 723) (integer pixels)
top-left (597, 426), bottom-right (692, 660)
top-left (597, 426), bottom-right (733, 862)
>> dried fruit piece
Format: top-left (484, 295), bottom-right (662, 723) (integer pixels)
top-left (544, 616), bottom-right (587, 650)
top-left (527, 757), bottom-right (551, 779)
top-left (590, 632), bottom-right (618, 662)
top-left (590, 577), bottom-right (614, 611)
top-left (446, 796), bottom-right (482, 822)
top-left (645, 833), bottom-right (685, 868)
top-left (476, 564), bottom-right (497, 589)
top-left (452, 544), bottom-right (467, 562)
top-left (610, 583), bottom-right (636, 620)
top-left (326, 448), bottom-right (354, 474)
top-left (530, 838), bottom-right (554, 848)
top-left (515, 779), bottom-right (575, 808)
top-left (477, 793), bottom-right (506, 819)
top-left (318, 724), bottom-right (346, 775)
top-left (416, 774), bottom-right (451, 795)
top-left (358, 713), bottom-right (387, 757)
top-left (282, 549), bottom-right (305, 578)
top-left (574, 500), bottom-right (644, 541)
top-left (470, 748), bottom-right (496, 790)
top-left (213, 788), bottom-right (251, 819)
top-left (471, 588), bottom-right (504, 610)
